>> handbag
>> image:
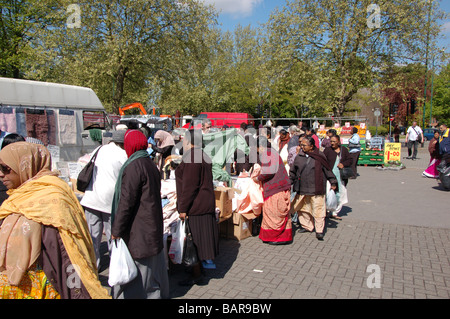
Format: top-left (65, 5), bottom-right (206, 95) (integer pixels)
top-left (340, 167), bottom-right (354, 180)
top-left (76, 146), bottom-right (102, 192)
top-left (339, 147), bottom-right (354, 180)
top-left (412, 127), bottom-right (422, 142)
top-left (108, 238), bottom-right (138, 286)
top-left (182, 219), bottom-right (199, 268)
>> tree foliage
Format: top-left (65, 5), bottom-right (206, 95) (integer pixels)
top-left (0, 0), bottom-right (447, 123)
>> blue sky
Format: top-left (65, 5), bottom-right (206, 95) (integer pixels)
top-left (204, 0), bottom-right (450, 54)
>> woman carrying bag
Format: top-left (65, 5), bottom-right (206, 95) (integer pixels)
top-left (323, 135), bottom-right (353, 220)
top-left (175, 129), bottom-right (219, 286)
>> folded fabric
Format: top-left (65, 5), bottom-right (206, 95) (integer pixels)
top-left (234, 164), bottom-right (263, 219)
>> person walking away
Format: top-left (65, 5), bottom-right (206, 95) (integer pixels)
top-left (289, 136), bottom-right (337, 240)
top-left (80, 130), bottom-right (127, 269)
top-left (176, 129), bottom-right (219, 286)
top-left (253, 137), bottom-right (292, 245)
top-left (393, 125), bottom-right (401, 143)
top-left (0, 142), bottom-right (110, 299)
top-left (323, 135), bottom-right (353, 219)
top-left (347, 127), bottom-right (361, 178)
top-left (111, 130), bottom-right (169, 299)
top-left (405, 121), bottom-right (423, 160)
top-left (422, 131), bottom-right (441, 178)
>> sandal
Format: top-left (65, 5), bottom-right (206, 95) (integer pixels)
top-left (331, 215), bottom-right (342, 220)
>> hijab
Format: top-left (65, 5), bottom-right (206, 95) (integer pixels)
top-left (278, 130), bottom-right (290, 151)
top-left (0, 142), bottom-right (110, 298)
top-left (111, 130), bottom-right (150, 223)
top-left (124, 129), bottom-right (149, 158)
top-left (0, 141), bottom-right (57, 187)
top-left (154, 130), bottom-right (175, 149)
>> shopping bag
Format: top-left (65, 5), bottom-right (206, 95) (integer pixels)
top-left (168, 220), bottom-right (185, 264)
top-left (326, 189), bottom-right (338, 211)
top-left (108, 238), bottom-right (138, 286)
top-left (182, 220), bottom-right (199, 268)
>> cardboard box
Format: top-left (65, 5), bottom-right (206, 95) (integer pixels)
top-left (214, 187), bottom-right (234, 220)
top-left (219, 212), bottom-right (252, 241)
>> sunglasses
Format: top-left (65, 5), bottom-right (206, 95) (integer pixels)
top-left (0, 164), bottom-right (11, 174)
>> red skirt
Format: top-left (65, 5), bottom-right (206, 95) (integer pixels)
top-left (259, 190), bottom-right (292, 243)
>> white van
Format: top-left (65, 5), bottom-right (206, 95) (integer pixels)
top-left (0, 77), bottom-right (114, 162)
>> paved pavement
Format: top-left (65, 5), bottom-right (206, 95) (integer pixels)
top-left (99, 141), bottom-right (450, 299)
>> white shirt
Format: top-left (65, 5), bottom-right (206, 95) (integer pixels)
top-left (407, 126), bottom-right (423, 141)
top-left (80, 142), bottom-right (127, 214)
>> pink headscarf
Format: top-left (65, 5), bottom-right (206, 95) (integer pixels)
top-left (124, 130), bottom-right (148, 158)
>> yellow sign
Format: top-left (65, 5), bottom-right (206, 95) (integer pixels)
top-left (384, 143), bottom-right (401, 162)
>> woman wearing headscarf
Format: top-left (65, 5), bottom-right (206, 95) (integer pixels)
top-left (0, 142), bottom-right (110, 299)
top-left (176, 129), bottom-right (219, 286)
top-left (111, 130), bottom-right (169, 299)
top-left (153, 130), bottom-right (175, 176)
top-left (278, 129), bottom-right (290, 173)
top-left (323, 135), bottom-right (353, 219)
top-left (289, 136), bottom-right (338, 240)
top-left (253, 137), bottom-right (292, 245)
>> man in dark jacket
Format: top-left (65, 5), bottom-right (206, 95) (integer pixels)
top-left (289, 136), bottom-right (337, 240)
top-left (111, 130), bottom-right (169, 299)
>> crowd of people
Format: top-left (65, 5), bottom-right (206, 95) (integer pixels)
top-left (0, 118), bottom-right (448, 299)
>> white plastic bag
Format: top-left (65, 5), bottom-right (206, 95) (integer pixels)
top-left (326, 189), bottom-right (338, 211)
top-left (108, 238), bottom-right (138, 287)
top-left (168, 220), bottom-right (185, 264)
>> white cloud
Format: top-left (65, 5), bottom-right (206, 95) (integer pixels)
top-left (202, 0), bottom-right (263, 17)
top-left (443, 21), bottom-right (450, 34)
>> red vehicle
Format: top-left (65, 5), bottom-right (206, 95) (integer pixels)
top-left (183, 112), bottom-right (254, 129)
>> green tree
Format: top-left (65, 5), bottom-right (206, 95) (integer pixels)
top-left (26, 0), bottom-right (217, 113)
top-left (266, 0), bottom-right (446, 117)
top-left (430, 62), bottom-right (450, 124)
top-left (0, 0), bottom-right (54, 78)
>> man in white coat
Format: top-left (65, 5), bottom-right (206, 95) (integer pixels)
top-left (80, 130), bottom-right (128, 269)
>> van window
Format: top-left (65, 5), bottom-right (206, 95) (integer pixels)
top-left (83, 111), bottom-right (108, 130)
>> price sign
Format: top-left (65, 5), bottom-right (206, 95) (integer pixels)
top-left (384, 143), bottom-right (401, 162)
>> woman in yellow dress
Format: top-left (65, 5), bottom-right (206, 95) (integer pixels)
top-left (0, 142), bottom-right (110, 299)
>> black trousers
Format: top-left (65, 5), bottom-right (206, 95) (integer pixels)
top-left (407, 140), bottom-right (419, 158)
top-left (349, 152), bottom-right (360, 177)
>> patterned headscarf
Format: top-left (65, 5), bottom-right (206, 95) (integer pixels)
top-left (0, 142), bottom-right (57, 187)
top-left (124, 130), bottom-right (148, 158)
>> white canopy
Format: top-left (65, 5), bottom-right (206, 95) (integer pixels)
top-left (0, 77), bottom-right (104, 111)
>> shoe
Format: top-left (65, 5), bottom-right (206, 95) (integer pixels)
top-left (178, 275), bottom-right (208, 286)
top-left (266, 240), bottom-right (292, 245)
top-left (412, 157), bottom-right (416, 161)
top-left (298, 228), bottom-right (311, 233)
top-left (316, 233), bottom-right (324, 240)
top-left (202, 260), bottom-right (216, 269)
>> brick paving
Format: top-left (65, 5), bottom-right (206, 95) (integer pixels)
top-left (99, 141), bottom-right (450, 299)
top-left (166, 218), bottom-right (450, 299)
